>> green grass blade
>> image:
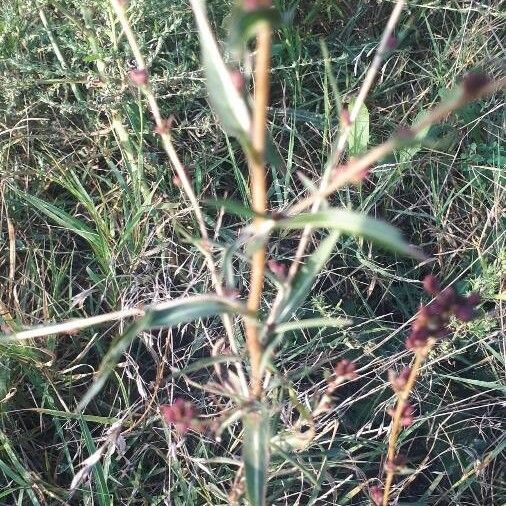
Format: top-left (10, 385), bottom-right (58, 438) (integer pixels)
top-left (18, 192), bottom-right (100, 247)
top-left (78, 418), bottom-right (110, 506)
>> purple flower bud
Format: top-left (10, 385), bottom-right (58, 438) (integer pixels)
top-left (422, 275), bottom-right (440, 295)
top-left (160, 399), bottom-right (197, 433)
top-left (369, 485), bottom-right (383, 506)
top-left (384, 454), bottom-right (407, 473)
top-left (467, 292), bottom-right (481, 306)
top-left (438, 287), bottom-right (456, 308)
top-left (229, 69), bottom-right (245, 92)
top-left (267, 259), bottom-right (287, 279)
top-left (454, 303), bottom-right (474, 322)
top-left (334, 359), bottom-right (357, 380)
top-left (386, 35), bottom-right (398, 50)
top-left (389, 367), bottom-right (412, 392)
top-left (129, 68), bottom-right (149, 87)
top-left (400, 403), bottom-right (415, 427)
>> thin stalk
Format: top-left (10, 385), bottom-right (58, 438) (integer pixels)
top-left (288, 76), bottom-right (506, 216)
top-left (245, 22), bottom-right (272, 399)
top-left (109, 0), bottom-right (249, 395)
top-left (382, 346), bottom-right (431, 505)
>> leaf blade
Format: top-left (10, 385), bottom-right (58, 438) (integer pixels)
top-left (190, 0), bottom-right (251, 140)
top-left (277, 209), bottom-right (421, 259)
top-left (77, 296), bottom-right (249, 411)
top-left (243, 408), bottom-right (270, 506)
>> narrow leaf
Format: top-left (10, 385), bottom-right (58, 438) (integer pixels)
top-left (276, 209), bottom-right (422, 259)
top-left (78, 296), bottom-right (249, 411)
top-left (243, 408), bottom-right (270, 506)
top-left (275, 317), bottom-right (351, 333)
top-left (190, 0), bottom-right (251, 140)
top-left (18, 192), bottom-right (99, 246)
top-left (277, 231), bottom-right (340, 323)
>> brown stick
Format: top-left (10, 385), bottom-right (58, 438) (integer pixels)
top-left (382, 345), bottom-right (432, 505)
top-left (245, 23), bottom-right (272, 399)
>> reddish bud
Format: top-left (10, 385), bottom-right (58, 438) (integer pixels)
top-left (334, 359), bottom-right (357, 380)
top-left (223, 287), bottom-right (240, 299)
top-left (384, 454), bottom-right (407, 473)
top-left (160, 399), bottom-right (197, 433)
top-left (386, 35), bottom-right (398, 50)
top-left (229, 69), bottom-right (245, 93)
top-left (369, 485), bottom-right (383, 506)
top-left (129, 68), bottom-right (149, 87)
top-left (155, 115), bottom-right (175, 135)
top-left (462, 72), bottom-right (490, 98)
top-left (172, 174), bottom-right (182, 187)
top-left (340, 106), bottom-right (351, 127)
top-left (467, 292), bottom-right (481, 306)
top-left (422, 275), bottom-right (440, 295)
top-left (389, 367), bottom-right (412, 392)
top-left (454, 303), bottom-right (474, 322)
top-left (267, 259), bottom-right (287, 279)
top-left (438, 287), bottom-right (456, 307)
top-left (405, 327), bottom-right (429, 350)
top-left (400, 403), bottom-right (415, 427)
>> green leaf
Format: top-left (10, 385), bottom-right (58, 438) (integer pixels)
top-left (78, 418), bottom-right (110, 506)
top-left (277, 231), bottom-right (340, 323)
top-left (348, 99), bottom-right (369, 156)
top-left (276, 209), bottom-right (422, 259)
top-left (190, 0), bottom-right (251, 140)
top-left (18, 192), bottom-right (100, 247)
top-left (442, 375), bottom-right (506, 394)
top-left (243, 407), bottom-right (270, 506)
top-left (204, 198), bottom-right (257, 219)
top-left (77, 296), bottom-right (249, 411)
top-left (229, 6), bottom-right (281, 54)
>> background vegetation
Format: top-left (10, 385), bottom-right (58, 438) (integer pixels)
top-left (0, 0), bottom-right (504, 504)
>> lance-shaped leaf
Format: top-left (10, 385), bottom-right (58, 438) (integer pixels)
top-left (228, 5), bottom-right (282, 55)
top-left (77, 296), bottom-right (249, 411)
top-left (190, 0), bottom-right (251, 140)
top-left (276, 231), bottom-right (340, 324)
top-left (276, 209), bottom-right (422, 259)
top-left (243, 407), bottom-right (270, 506)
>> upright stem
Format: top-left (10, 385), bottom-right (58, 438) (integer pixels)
top-left (382, 349), bottom-right (427, 505)
top-left (245, 23), bottom-right (272, 399)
